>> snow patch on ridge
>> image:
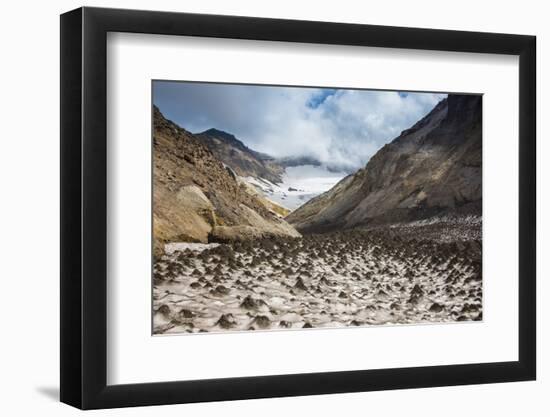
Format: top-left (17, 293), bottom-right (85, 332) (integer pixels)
top-left (245, 165), bottom-right (346, 211)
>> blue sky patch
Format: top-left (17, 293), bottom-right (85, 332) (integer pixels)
top-left (307, 89), bottom-right (337, 109)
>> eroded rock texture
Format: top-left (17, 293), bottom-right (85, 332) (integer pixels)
top-left (286, 95), bottom-right (482, 233)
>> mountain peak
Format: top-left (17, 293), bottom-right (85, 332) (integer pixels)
top-left (196, 128), bottom-right (283, 183)
top-left (198, 128), bottom-right (253, 153)
top-left (202, 128), bottom-right (236, 139)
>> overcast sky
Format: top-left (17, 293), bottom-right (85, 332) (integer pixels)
top-left (153, 81), bottom-right (446, 171)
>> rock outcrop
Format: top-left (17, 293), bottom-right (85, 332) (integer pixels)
top-left (286, 95), bottom-right (482, 233)
top-left (153, 107), bottom-right (300, 256)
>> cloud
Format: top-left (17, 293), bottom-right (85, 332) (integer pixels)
top-left (153, 81), bottom-right (446, 171)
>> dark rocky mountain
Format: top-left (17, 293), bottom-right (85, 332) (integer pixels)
top-left (153, 107), bottom-right (299, 256)
top-left (286, 95), bottom-right (482, 233)
top-left (195, 128), bottom-right (284, 183)
top-left (277, 155), bottom-right (322, 168)
top-left (276, 156), bottom-right (354, 174)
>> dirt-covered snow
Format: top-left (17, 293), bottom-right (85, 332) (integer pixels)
top-left (244, 165), bottom-right (346, 211)
top-left (153, 218), bottom-right (482, 335)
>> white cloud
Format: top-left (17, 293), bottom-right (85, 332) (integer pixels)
top-left (154, 81), bottom-right (446, 171)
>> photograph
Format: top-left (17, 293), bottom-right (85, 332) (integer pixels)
top-left (51, 2), bottom-right (540, 411)
top-left (152, 81), bottom-right (482, 335)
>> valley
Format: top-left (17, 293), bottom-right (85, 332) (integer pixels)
top-left (152, 92), bottom-right (483, 334)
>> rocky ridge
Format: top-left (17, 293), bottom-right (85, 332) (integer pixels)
top-left (286, 95), bottom-right (482, 233)
top-left (153, 107), bottom-right (300, 257)
top-left (195, 128), bottom-right (284, 184)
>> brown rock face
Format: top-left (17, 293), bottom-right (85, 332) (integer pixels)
top-left (153, 107), bottom-right (300, 254)
top-left (286, 95), bottom-right (482, 233)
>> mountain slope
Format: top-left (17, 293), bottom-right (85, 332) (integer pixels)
top-left (195, 128), bottom-right (284, 183)
top-left (153, 107), bottom-right (300, 256)
top-left (286, 95), bottom-right (482, 233)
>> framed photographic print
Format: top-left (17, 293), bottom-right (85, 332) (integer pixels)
top-left (60, 7), bottom-right (536, 409)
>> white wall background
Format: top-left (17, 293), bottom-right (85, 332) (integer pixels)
top-left (0, 0), bottom-right (545, 415)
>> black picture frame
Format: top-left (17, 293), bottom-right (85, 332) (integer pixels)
top-left (60, 6), bottom-right (536, 410)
